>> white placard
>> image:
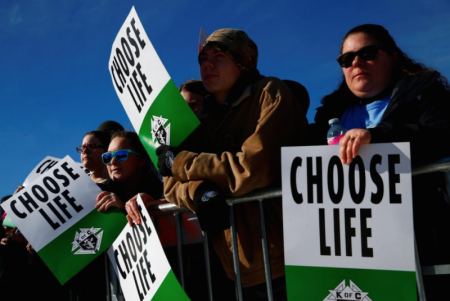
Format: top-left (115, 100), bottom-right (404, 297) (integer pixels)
top-left (109, 6), bottom-right (170, 131)
top-left (282, 143), bottom-right (415, 272)
top-left (1, 155), bottom-right (101, 251)
top-left (107, 195), bottom-right (172, 301)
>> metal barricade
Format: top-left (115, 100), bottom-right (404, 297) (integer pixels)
top-left (101, 158), bottom-right (450, 300)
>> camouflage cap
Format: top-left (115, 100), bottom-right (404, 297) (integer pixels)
top-left (199, 29), bottom-right (258, 71)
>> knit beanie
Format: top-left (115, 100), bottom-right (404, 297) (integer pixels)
top-left (199, 29), bottom-right (258, 71)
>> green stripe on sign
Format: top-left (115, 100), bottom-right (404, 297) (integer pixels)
top-left (139, 79), bottom-right (200, 169)
top-left (38, 208), bottom-right (127, 285)
top-left (152, 269), bottom-right (191, 300)
top-left (286, 265), bottom-right (416, 301)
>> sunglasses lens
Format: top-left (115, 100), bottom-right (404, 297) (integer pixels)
top-left (338, 45), bottom-right (380, 68)
top-left (360, 45), bottom-right (378, 61)
top-left (102, 153), bottom-right (113, 165)
top-left (115, 150), bottom-right (129, 162)
top-left (337, 53), bottom-right (356, 68)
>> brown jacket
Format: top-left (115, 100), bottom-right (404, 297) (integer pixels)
top-left (164, 76), bottom-right (308, 287)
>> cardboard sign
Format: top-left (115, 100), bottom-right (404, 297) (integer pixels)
top-left (109, 7), bottom-right (200, 167)
top-left (282, 143), bottom-right (416, 301)
top-left (1, 156), bottom-right (127, 284)
top-left (23, 156), bottom-right (88, 187)
top-left (108, 195), bottom-right (190, 301)
top-left (23, 156), bottom-right (60, 187)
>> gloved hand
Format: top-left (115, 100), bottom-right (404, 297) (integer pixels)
top-left (193, 181), bottom-right (230, 234)
top-left (156, 145), bottom-right (179, 177)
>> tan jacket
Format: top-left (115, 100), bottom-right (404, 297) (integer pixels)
top-left (163, 77), bottom-right (308, 287)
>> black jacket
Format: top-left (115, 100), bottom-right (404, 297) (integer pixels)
top-left (310, 71), bottom-right (450, 166)
top-left (310, 72), bottom-right (450, 268)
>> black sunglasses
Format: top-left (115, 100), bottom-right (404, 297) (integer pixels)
top-left (76, 144), bottom-right (104, 153)
top-left (336, 45), bottom-right (391, 68)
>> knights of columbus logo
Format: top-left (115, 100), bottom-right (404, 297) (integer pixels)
top-left (323, 280), bottom-right (372, 301)
top-left (151, 115), bottom-right (171, 147)
top-left (71, 227), bottom-right (103, 255)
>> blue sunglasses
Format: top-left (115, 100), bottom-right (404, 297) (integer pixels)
top-left (102, 149), bottom-right (141, 165)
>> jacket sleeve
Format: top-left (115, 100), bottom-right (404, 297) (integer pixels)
top-left (369, 81), bottom-right (450, 164)
top-left (163, 176), bottom-right (203, 211)
top-left (170, 80), bottom-right (308, 196)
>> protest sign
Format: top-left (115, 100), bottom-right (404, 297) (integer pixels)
top-left (282, 143), bottom-right (416, 301)
top-left (23, 156), bottom-right (60, 187)
top-left (2, 214), bottom-right (16, 228)
top-left (109, 7), bottom-right (200, 168)
top-left (1, 155), bottom-right (127, 284)
top-left (108, 195), bottom-right (190, 301)
top-left (23, 156), bottom-right (88, 187)
top-left (199, 27), bottom-right (207, 53)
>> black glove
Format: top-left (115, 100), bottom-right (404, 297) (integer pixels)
top-left (193, 181), bottom-right (230, 234)
top-left (156, 145), bottom-right (179, 177)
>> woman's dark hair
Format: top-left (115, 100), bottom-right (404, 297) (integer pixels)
top-left (179, 79), bottom-right (209, 97)
top-left (322, 24), bottom-right (448, 105)
top-left (339, 24), bottom-right (448, 89)
top-left (111, 131), bottom-right (148, 160)
top-left (85, 131), bottom-right (111, 151)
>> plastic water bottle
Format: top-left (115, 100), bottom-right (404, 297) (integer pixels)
top-left (327, 118), bottom-right (347, 145)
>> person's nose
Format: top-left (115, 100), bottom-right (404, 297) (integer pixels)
top-left (201, 57), bottom-right (214, 70)
top-left (352, 54), bottom-right (365, 67)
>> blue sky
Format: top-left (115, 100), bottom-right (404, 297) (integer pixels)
top-left (1, 0), bottom-right (450, 198)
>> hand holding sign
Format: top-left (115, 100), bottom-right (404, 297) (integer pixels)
top-left (108, 194), bottom-right (190, 301)
top-left (339, 129), bottom-right (372, 164)
top-left (0, 156), bottom-right (127, 284)
top-left (109, 7), bottom-right (200, 169)
top-left (282, 143), bottom-right (416, 301)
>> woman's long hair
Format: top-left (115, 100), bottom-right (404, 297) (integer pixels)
top-left (323, 24), bottom-right (449, 105)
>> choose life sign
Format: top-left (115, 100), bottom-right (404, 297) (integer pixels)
top-left (282, 143), bottom-right (416, 301)
top-left (1, 156), bottom-right (127, 284)
top-left (108, 195), bottom-right (190, 301)
top-left (109, 7), bottom-right (200, 167)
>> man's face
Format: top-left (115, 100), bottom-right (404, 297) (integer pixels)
top-left (181, 90), bottom-right (204, 113)
top-left (199, 49), bottom-right (241, 102)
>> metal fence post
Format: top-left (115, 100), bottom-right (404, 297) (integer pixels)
top-left (174, 212), bottom-right (185, 289)
top-left (229, 204), bottom-right (243, 300)
top-left (202, 232), bottom-right (214, 301)
top-left (415, 238), bottom-right (427, 301)
top-left (104, 253), bottom-right (112, 301)
top-left (258, 199), bottom-right (273, 300)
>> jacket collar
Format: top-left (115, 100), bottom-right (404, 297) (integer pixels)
top-left (382, 71), bottom-right (440, 118)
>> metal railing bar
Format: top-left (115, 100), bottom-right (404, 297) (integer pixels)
top-left (411, 158), bottom-right (450, 176)
top-left (104, 253), bottom-right (112, 301)
top-left (174, 212), bottom-right (185, 289)
top-left (444, 171), bottom-right (450, 205)
top-left (421, 264), bottom-right (450, 276)
top-left (226, 187), bottom-right (282, 205)
top-left (415, 238), bottom-right (427, 301)
top-left (258, 199), bottom-right (273, 300)
top-left (202, 232), bottom-right (214, 301)
top-left (230, 204), bottom-right (243, 300)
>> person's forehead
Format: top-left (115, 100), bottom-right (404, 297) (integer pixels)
top-left (200, 48), bottom-right (225, 56)
top-left (342, 33), bottom-right (378, 53)
top-left (109, 137), bottom-right (131, 151)
top-left (83, 135), bottom-right (100, 144)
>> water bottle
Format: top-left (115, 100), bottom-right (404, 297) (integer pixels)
top-left (327, 118), bottom-right (347, 145)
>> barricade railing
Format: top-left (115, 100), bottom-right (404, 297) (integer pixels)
top-left (136, 157), bottom-right (450, 301)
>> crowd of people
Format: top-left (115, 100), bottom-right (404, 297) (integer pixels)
top-left (1, 24), bottom-right (450, 300)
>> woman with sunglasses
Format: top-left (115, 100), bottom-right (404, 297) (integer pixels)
top-left (310, 24), bottom-right (450, 299)
top-left (310, 24), bottom-right (450, 165)
top-left (78, 131), bottom-right (110, 184)
top-left (96, 130), bottom-right (162, 212)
